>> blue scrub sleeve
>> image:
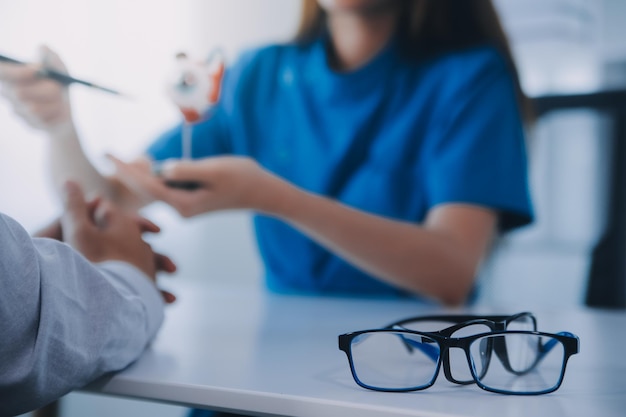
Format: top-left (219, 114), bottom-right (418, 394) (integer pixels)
top-left (422, 61), bottom-right (533, 232)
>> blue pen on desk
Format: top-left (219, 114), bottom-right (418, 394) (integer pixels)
top-left (0, 53), bottom-right (125, 96)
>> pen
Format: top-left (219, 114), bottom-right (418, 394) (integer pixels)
top-left (0, 53), bottom-right (124, 96)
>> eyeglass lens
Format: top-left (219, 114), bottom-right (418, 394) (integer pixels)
top-left (349, 331), bottom-right (566, 394)
top-left (350, 331), bottom-right (440, 391)
top-left (470, 333), bottom-right (565, 394)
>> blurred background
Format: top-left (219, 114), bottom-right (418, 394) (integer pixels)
top-left (2, 0), bottom-right (625, 415)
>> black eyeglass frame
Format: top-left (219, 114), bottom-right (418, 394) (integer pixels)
top-left (384, 312), bottom-right (538, 385)
top-left (338, 328), bottom-right (579, 395)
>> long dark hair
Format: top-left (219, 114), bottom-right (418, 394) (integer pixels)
top-left (294, 0), bottom-right (531, 121)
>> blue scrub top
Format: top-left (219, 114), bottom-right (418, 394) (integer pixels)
top-left (148, 38), bottom-right (533, 297)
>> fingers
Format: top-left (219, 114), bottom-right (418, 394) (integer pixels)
top-left (128, 156), bottom-right (154, 172)
top-left (161, 290), bottom-right (177, 304)
top-left (108, 154), bottom-right (164, 198)
top-left (86, 196), bottom-right (103, 220)
top-left (155, 253), bottom-right (177, 273)
top-left (87, 189), bottom-right (162, 238)
top-left (155, 253), bottom-right (177, 304)
top-left (0, 62), bottom-right (39, 83)
top-left (6, 78), bottom-right (65, 102)
top-left (136, 216), bottom-right (161, 233)
top-left (159, 159), bottom-right (213, 183)
top-left (0, 67), bottom-right (51, 110)
top-left (33, 218), bottom-right (63, 240)
top-left (109, 154), bottom-right (218, 217)
top-left (0, 55), bottom-right (70, 129)
top-left (39, 45), bottom-right (68, 73)
top-left (109, 154), bottom-right (194, 201)
top-left (97, 198), bottom-right (160, 234)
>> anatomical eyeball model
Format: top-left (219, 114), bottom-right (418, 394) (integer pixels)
top-left (166, 50), bottom-right (225, 123)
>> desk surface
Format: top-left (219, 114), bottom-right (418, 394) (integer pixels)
top-left (85, 282), bottom-right (626, 417)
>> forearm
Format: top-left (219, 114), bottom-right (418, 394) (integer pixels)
top-left (46, 124), bottom-right (144, 210)
top-left (46, 123), bottom-right (113, 198)
top-left (265, 183), bottom-right (492, 305)
top-left (0, 214), bottom-right (164, 416)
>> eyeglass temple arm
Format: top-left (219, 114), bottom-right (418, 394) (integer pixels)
top-left (389, 326), bottom-right (439, 361)
top-left (386, 312), bottom-right (535, 329)
top-left (394, 328), bottom-right (573, 372)
top-left (338, 331), bottom-right (439, 363)
top-left (388, 314), bottom-right (528, 357)
top-left (385, 313), bottom-right (538, 373)
top-left (540, 331), bottom-right (578, 356)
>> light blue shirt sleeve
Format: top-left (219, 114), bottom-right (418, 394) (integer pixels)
top-left (0, 213), bottom-right (164, 416)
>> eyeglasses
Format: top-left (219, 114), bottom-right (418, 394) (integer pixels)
top-left (338, 318), bottom-right (579, 395)
top-left (384, 312), bottom-right (538, 385)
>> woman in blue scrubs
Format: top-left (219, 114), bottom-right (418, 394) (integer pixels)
top-left (113, 0), bottom-right (533, 307)
top-left (0, 1), bottom-right (531, 305)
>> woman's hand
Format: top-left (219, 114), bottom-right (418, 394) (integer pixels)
top-left (0, 46), bottom-right (74, 132)
top-left (109, 155), bottom-right (292, 218)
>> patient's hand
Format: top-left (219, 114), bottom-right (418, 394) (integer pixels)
top-left (60, 181), bottom-right (177, 303)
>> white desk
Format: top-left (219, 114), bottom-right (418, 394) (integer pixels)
top-left (85, 282), bottom-right (626, 417)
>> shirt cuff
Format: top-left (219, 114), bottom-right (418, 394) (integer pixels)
top-left (96, 261), bottom-right (165, 340)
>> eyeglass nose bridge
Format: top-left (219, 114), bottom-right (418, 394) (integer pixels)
top-left (425, 319), bottom-right (504, 385)
top-left (439, 337), bottom-right (488, 385)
